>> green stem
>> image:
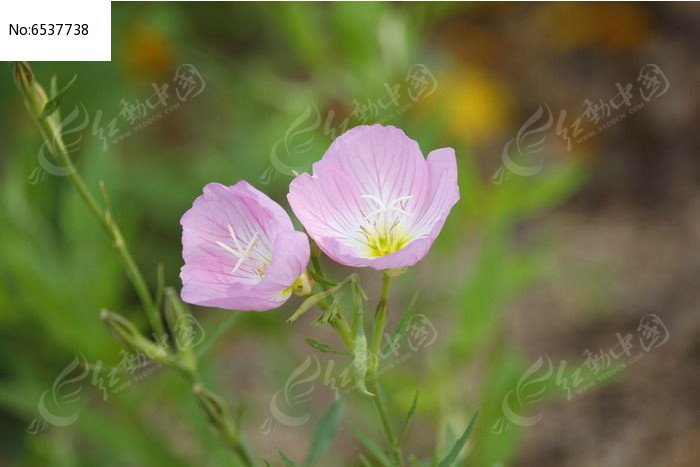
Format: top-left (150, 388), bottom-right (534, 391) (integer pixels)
top-left (29, 106), bottom-right (164, 338)
top-left (370, 274), bottom-right (391, 366)
top-left (319, 300), bottom-right (354, 351)
top-left (191, 380), bottom-right (255, 467)
top-left (368, 274), bottom-right (402, 466)
top-left (214, 399), bottom-right (255, 467)
top-left (14, 64), bottom-right (251, 464)
top-left (367, 377), bottom-right (402, 466)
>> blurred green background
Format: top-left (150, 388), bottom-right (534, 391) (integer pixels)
top-left (1, 2), bottom-right (698, 466)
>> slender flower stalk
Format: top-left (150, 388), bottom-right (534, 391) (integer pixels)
top-left (370, 274), bottom-right (392, 371)
top-left (12, 62), bottom-right (165, 339)
top-left (286, 124), bottom-right (461, 465)
top-left (366, 274), bottom-right (403, 466)
top-left (18, 62), bottom-right (465, 465)
top-left (13, 62), bottom-right (252, 466)
top-left (292, 256), bottom-right (403, 463)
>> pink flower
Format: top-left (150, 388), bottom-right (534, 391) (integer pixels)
top-left (288, 124), bottom-right (459, 270)
top-left (180, 181), bottom-right (310, 311)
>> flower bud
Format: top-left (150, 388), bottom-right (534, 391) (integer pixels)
top-left (193, 383), bottom-right (239, 439)
top-left (12, 62), bottom-right (49, 116)
top-left (292, 269), bottom-right (314, 296)
top-left (100, 309), bottom-right (169, 363)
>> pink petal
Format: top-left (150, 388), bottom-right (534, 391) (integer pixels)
top-left (321, 125), bottom-right (430, 215)
top-left (411, 148), bottom-right (460, 239)
top-left (180, 181), bottom-right (309, 311)
top-left (287, 125), bottom-right (459, 270)
top-left (257, 231), bottom-right (310, 295)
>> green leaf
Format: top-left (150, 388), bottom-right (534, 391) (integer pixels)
top-left (100, 309), bottom-right (169, 362)
top-left (304, 400), bottom-right (344, 466)
top-left (154, 262), bottom-right (165, 311)
top-left (39, 99), bottom-right (61, 119)
top-left (49, 74), bottom-right (61, 121)
top-left (304, 337), bottom-right (348, 355)
top-left (311, 298), bottom-right (339, 326)
top-left (358, 453), bottom-right (373, 467)
top-left (399, 390), bottom-right (420, 445)
top-left (40, 74), bottom-right (77, 118)
top-left (277, 448), bottom-right (297, 467)
top-left (353, 429), bottom-right (392, 467)
top-left (382, 291), bottom-right (418, 354)
top-left (307, 267), bottom-right (338, 288)
top-left (288, 274), bottom-right (355, 323)
top-left (438, 409), bottom-right (480, 467)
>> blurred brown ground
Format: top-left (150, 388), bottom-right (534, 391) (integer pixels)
top-left (430, 3), bottom-right (699, 466)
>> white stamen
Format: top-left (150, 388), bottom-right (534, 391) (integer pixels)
top-left (216, 226), bottom-right (261, 275)
top-left (361, 194), bottom-right (413, 221)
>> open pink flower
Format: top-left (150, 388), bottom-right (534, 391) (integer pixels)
top-left (180, 181), bottom-right (310, 311)
top-left (288, 124), bottom-right (459, 270)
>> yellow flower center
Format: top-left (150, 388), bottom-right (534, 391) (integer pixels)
top-left (358, 193), bottom-right (414, 257)
top-left (360, 221), bottom-right (412, 257)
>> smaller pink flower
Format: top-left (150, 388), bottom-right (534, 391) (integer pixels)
top-left (288, 124), bottom-right (459, 270)
top-left (180, 181), bottom-right (310, 311)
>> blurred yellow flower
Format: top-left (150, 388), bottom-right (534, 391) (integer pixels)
top-left (419, 65), bottom-right (514, 145)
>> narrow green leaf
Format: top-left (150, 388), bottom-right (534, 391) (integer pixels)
top-left (288, 274), bottom-right (354, 323)
top-left (50, 74), bottom-right (58, 96)
top-left (353, 429), bottom-right (392, 467)
top-left (382, 292), bottom-right (418, 355)
top-left (154, 262), bottom-right (165, 312)
top-left (263, 459), bottom-right (272, 467)
top-left (39, 99), bottom-right (60, 119)
top-left (307, 267), bottom-right (338, 288)
top-left (304, 338), bottom-right (348, 355)
top-left (54, 73), bottom-right (78, 100)
top-left (304, 400), bottom-right (344, 466)
top-left (438, 409), bottom-right (480, 467)
top-left (100, 309), bottom-right (169, 362)
top-left (40, 74), bottom-right (77, 118)
top-left (399, 390), bottom-right (420, 445)
top-left (358, 453), bottom-right (373, 467)
top-left (164, 287), bottom-right (194, 352)
top-left (277, 448), bottom-right (297, 467)
top-left (49, 74), bottom-right (61, 121)
top-left (311, 298), bottom-right (339, 326)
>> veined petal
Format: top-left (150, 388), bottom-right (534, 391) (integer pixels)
top-left (410, 147), bottom-right (460, 239)
top-left (180, 181), bottom-right (310, 311)
top-left (258, 231), bottom-right (310, 295)
top-left (288, 161), bottom-right (366, 244)
top-left (321, 124), bottom-right (430, 215)
top-left (288, 125), bottom-right (458, 270)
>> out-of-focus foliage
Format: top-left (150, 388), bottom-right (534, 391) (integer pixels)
top-left (4, 2), bottom-right (693, 466)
